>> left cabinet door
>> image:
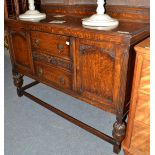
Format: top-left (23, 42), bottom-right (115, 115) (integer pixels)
top-left (8, 29), bottom-right (34, 75)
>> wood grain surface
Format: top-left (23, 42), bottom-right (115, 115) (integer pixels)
top-left (122, 37), bottom-right (150, 155)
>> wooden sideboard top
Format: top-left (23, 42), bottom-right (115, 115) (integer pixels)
top-left (5, 14), bottom-right (149, 45)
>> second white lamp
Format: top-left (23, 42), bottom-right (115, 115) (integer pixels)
top-left (82, 0), bottom-right (118, 27)
top-left (19, 0), bottom-right (46, 21)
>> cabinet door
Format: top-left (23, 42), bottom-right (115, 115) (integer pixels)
top-left (8, 29), bottom-right (34, 74)
top-left (74, 39), bottom-right (116, 109)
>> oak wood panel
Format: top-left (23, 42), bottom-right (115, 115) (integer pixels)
top-left (31, 31), bottom-right (71, 60)
top-left (135, 58), bottom-right (150, 125)
top-left (8, 28), bottom-right (34, 74)
top-left (41, 0), bottom-right (96, 5)
top-left (75, 38), bottom-right (115, 106)
top-left (135, 93), bottom-right (150, 125)
top-left (107, 0), bottom-right (149, 8)
top-left (4, 0), bottom-right (8, 19)
top-left (41, 5), bottom-right (150, 23)
top-left (130, 122), bottom-right (150, 155)
top-left (41, 0), bottom-right (149, 7)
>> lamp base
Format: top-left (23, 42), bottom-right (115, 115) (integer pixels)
top-left (83, 25), bottom-right (118, 31)
top-left (19, 10), bottom-right (46, 22)
top-left (82, 14), bottom-right (119, 27)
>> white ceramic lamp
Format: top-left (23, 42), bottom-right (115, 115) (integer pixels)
top-left (19, 0), bottom-right (46, 21)
top-left (82, 0), bottom-right (118, 27)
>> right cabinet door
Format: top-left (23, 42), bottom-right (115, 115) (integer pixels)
top-left (75, 39), bottom-right (116, 111)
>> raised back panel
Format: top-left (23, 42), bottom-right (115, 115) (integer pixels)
top-left (41, 0), bottom-right (150, 7)
top-left (107, 0), bottom-right (150, 8)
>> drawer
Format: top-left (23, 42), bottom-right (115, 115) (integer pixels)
top-left (31, 31), bottom-right (71, 60)
top-left (131, 121), bottom-right (150, 154)
top-left (135, 93), bottom-right (150, 125)
top-left (32, 51), bottom-right (73, 72)
top-left (34, 61), bottom-right (72, 90)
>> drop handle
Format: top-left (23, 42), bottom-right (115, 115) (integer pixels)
top-left (37, 67), bottom-right (43, 76)
top-left (59, 77), bottom-right (65, 85)
top-left (50, 58), bottom-right (57, 65)
top-left (34, 39), bottom-right (40, 47)
top-left (57, 43), bottom-right (64, 53)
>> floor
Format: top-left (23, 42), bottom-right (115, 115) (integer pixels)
top-left (4, 49), bottom-right (124, 155)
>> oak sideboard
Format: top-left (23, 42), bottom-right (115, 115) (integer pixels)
top-left (5, 4), bottom-right (149, 153)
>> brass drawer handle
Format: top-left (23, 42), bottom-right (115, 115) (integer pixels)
top-left (37, 67), bottom-right (43, 76)
top-left (67, 63), bottom-right (72, 70)
top-left (57, 43), bottom-right (64, 53)
top-left (50, 58), bottom-right (57, 65)
top-left (34, 39), bottom-right (40, 47)
top-left (59, 77), bottom-right (65, 85)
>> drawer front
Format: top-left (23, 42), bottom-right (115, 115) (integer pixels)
top-left (135, 57), bottom-right (150, 125)
top-left (34, 61), bottom-right (72, 90)
top-left (131, 122), bottom-right (150, 154)
top-left (135, 93), bottom-right (150, 125)
top-left (31, 31), bottom-right (70, 60)
top-left (32, 51), bottom-right (73, 72)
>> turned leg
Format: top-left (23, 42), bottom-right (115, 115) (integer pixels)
top-left (13, 71), bottom-right (24, 97)
top-left (112, 120), bottom-right (126, 154)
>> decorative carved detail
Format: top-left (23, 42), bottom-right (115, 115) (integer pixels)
top-left (79, 45), bottom-right (92, 55)
top-left (112, 121), bottom-right (126, 153)
top-left (12, 72), bottom-right (24, 97)
top-left (33, 38), bottom-right (40, 47)
top-left (41, 4), bottom-right (149, 23)
top-left (13, 72), bottom-right (24, 87)
top-left (79, 45), bottom-right (115, 59)
top-left (42, 4), bottom-right (96, 14)
top-left (112, 121), bottom-right (126, 141)
top-left (32, 51), bottom-right (73, 71)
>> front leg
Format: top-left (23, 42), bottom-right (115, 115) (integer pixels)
top-left (112, 120), bottom-right (126, 153)
top-left (13, 71), bottom-right (24, 97)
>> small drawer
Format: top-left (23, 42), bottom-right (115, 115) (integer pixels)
top-left (131, 122), bottom-right (150, 154)
top-left (135, 93), bottom-right (150, 125)
top-left (34, 61), bottom-right (72, 90)
top-left (32, 51), bottom-right (73, 72)
top-left (31, 31), bottom-right (71, 60)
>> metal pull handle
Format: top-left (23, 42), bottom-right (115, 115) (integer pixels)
top-left (34, 39), bottom-right (40, 47)
top-left (57, 43), bottom-right (64, 53)
top-left (37, 67), bottom-right (43, 76)
top-left (59, 77), bottom-right (65, 85)
top-left (79, 85), bottom-right (84, 93)
top-left (50, 58), bottom-right (57, 65)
